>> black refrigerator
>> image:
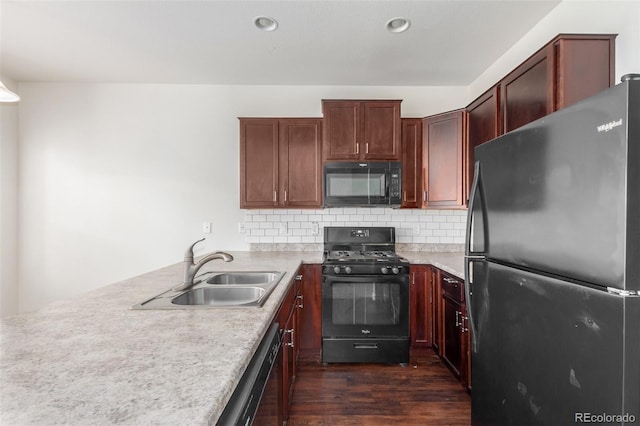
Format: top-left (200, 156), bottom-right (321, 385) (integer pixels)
top-left (465, 76), bottom-right (640, 425)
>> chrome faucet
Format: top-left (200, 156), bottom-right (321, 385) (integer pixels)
top-left (173, 238), bottom-right (233, 291)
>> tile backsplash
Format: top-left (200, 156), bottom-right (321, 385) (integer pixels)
top-left (242, 208), bottom-right (467, 249)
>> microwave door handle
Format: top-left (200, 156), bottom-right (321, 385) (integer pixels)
top-left (385, 172), bottom-right (390, 199)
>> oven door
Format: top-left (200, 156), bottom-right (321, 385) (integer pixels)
top-left (322, 274), bottom-right (409, 338)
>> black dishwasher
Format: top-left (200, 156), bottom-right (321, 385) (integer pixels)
top-left (216, 323), bottom-right (281, 426)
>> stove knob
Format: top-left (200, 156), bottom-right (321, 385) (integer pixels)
top-left (381, 267), bottom-right (389, 274)
top-left (392, 267), bottom-right (400, 274)
top-left (344, 266), bottom-right (352, 274)
top-left (333, 266), bottom-right (341, 274)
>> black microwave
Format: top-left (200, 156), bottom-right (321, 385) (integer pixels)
top-left (323, 161), bottom-right (402, 207)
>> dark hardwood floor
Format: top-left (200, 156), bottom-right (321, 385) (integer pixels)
top-left (288, 348), bottom-right (471, 425)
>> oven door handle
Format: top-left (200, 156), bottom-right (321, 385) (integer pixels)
top-left (323, 275), bottom-right (408, 285)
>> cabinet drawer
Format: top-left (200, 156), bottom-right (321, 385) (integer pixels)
top-left (441, 273), bottom-right (464, 303)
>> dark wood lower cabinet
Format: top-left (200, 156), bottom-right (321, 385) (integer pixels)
top-left (409, 265), bottom-right (433, 347)
top-left (277, 269), bottom-right (301, 423)
top-left (442, 293), bottom-right (463, 376)
top-left (409, 264), bottom-right (470, 391)
top-left (438, 270), bottom-right (471, 391)
top-left (272, 264), bottom-right (321, 424)
top-left (297, 264), bottom-right (322, 359)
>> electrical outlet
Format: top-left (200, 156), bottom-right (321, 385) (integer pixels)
top-left (202, 222), bottom-right (212, 234)
top-left (279, 222), bottom-right (288, 235)
top-left (238, 223), bottom-right (246, 234)
top-left (413, 224), bottom-right (421, 235)
top-left (312, 222), bottom-right (320, 236)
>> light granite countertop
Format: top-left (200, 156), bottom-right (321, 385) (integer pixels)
top-left (0, 250), bottom-right (462, 425)
top-left (400, 251), bottom-right (465, 279)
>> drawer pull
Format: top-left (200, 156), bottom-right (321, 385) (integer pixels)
top-left (354, 343), bottom-right (378, 350)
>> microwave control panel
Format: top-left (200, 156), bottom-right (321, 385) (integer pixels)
top-left (390, 172), bottom-right (401, 198)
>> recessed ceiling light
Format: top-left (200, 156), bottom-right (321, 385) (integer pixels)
top-left (386, 17), bottom-right (411, 33)
top-left (253, 16), bottom-right (279, 32)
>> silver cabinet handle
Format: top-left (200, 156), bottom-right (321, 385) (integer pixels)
top-left (443, 277), bottom-right (459, 285)
top-left (296, 294), bottom-right (304, 309)
top-left (461, 315), bottom-right (469, 333)
top-left (356, 143), bottom-right (360, 154)
top-left (286, 328), bottom-right (295, 347)
top-left (365, 142), bottom-right (369, 154)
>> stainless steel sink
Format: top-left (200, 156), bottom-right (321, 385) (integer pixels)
top-left (131, 271), bottom-right (285, 309)
top-left (172, 286), bottom-right (266, 306)
top-left (205, 272), bottom-right (280, 285)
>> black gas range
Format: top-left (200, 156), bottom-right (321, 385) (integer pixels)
top-left (322, 226), bottom-right (409, 273)
top-left (321, 226), bottom-right (410, 365)
top-left (323, 249), bottom-right (409, 276)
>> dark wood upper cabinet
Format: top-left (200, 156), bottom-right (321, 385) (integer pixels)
top-left (239, 119), bottom-right (279, 208)
top-left (554, 35), bottom-right (616, 110)
top-left (279, 119), bottom-right (323, 207)
top-left (500, 33), bottom-right (616, 134)
top-left (466, 33), bottom-right (616, 201)
top-left (401, 118), bottom-right (423, 208)
top-left (466, 85), bottom-right (500, 199)
top-left (501, 49), bottom-right (550, 133)
top-left (422, 110), bottom-right (466, 209)
top-left (240, 118), bottom-right (322, 209)
top-left (322, 100), bottom-right (402, 161)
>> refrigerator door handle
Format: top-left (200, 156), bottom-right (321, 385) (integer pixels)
top-left (464, 259), bottom-right (478, 352)
top-left (465, 161), bottom-right (486, 256)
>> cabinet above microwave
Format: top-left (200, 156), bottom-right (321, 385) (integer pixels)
top-left (322, 100), bottom-right (402, 161)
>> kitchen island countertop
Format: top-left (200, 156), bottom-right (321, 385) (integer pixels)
top-left (0, 250), bottom-right (463, 425)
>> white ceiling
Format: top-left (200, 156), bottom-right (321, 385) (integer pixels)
top-left (1, 0), bottom-right (561, 86)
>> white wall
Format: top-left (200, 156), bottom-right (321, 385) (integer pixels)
top-left (16, 84), bottom-right (466, 313)
top-left (9, 0), bottom-right (640, 315)
top-left (0, 76), bottom-right (19, 317)
top-left (469, 0), bottom-right (640, 99)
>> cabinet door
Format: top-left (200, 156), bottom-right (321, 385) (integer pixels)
top-left (322, 101), bottom-right (360, 160)
top-left (279, 119), bottom-right (323, 208)
top-left (500, 47), bottom-right (553, 134)
top-left (322, 100), bottom-right (402, 161)
top-left (554, 35), bottom-right (616, 110)
top-left (282, 306), bottom-right (296, 420)
top-left (298, 264), bottom-right (322, 357)
top-left (279, 281), bottom-right (299, 422)
top-left (363, 101), bottom-right (402, 160)
top-left (239, 118), bottom-right (278, 208)
top-left (423, 110), bottom-right (465, 208)
top-left (410, 265), bottom-right (433, 347)
top-left (441, 294), bottom-right (462, 377)
top-left (500, 34), bottom-right (616, 134)
top-left (466, 86), bottom-right (500, 201)
top-left (432, 268), bottom-right (441, 354)
top-left (401, 118), bottom-right (422, 208)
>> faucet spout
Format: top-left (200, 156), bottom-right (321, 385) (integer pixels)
top-left (173, 239), bottom-right (234, 291)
